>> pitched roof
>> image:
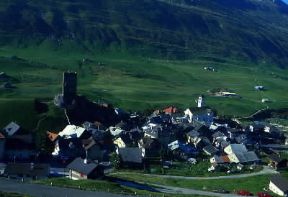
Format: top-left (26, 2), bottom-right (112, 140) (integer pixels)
top-left (212, 131), bottom-right (225, 139)
top-left (117, 147), bottom-right (143, 163)
top-left (187, 130), bottom-right (200, 138)
top-left (82, 137), bottom-right (96, 150)
top-left (268, 153), bottom-right (283, 163)
top-left (203, 144), bottom-right (218, 155)
top-left (67, 157), bottom-right (98, 175)
top-left (3, 122), bottom-right (20, 136)
top-left (229, 151), bottom-right (259, 163)
top-left (163, 106), bottom-right (177, 114)
top-left (222, 155), bottom-right (230, 163)
top-left (270, 175), bottom-right (288, 192)
top-left (59, 125), bottom-right (86, 138)
top-left (0, 132), bottom-right (5, 139)
top-left (243, 151), bottom-right (259, 162)
top-left (224, 144), bottom-right (247, 155)
top-left (4, 163), bottom-right (49, 177)
top-left (211, 155), bottom-right (230, 164)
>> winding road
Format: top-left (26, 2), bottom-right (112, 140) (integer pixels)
top-left (0, 166), bottom-right (278, 197)
top-left (0, 178), bottom-right (128, 197)
top-left (112, 166), bottom-right (278, 180)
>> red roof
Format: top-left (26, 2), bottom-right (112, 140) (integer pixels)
top-left (0, 132), bottom-right (5, 139)
top-left (163, 106), bottom-right (177, 114)
top-left (221, 155), bottom-right (230, 163)
top-left (47, 131), bottom-right (59, 142)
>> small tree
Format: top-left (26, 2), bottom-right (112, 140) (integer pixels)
top-left (110, 152), bottom-right (121, 169)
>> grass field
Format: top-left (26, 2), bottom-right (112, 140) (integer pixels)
top-left (35, 178), bottom-right (207, 197)
top-left (0, 46), bottom-right (288, 131)
top-left (111, 171), bottom-right (288, 195)
top-left (0, 191), bottom-right (29, 197)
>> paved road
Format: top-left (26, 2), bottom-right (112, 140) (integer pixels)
top-left (113, 166), bottom-right (278, 180)
top-left (0, 178), bottom-right (127, 197)
top-left (260, 144), bottom-right (288, 150)
top-left (153, 184), bottom-right (242, 197)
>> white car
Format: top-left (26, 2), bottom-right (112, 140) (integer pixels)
top-left (187, 158), bottom-right (197, 165)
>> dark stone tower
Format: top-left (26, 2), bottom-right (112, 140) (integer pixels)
top-left (63, 72), bottom-right (77, 106)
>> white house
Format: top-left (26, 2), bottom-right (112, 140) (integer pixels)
top-left (58, 125), bottom-right (86, 139)
top-left (3, 122), bottom-right (20, 136)
top-left (184, 108), bottom-right (193, 123)
top-left (269, 176), bottom-right (288, 196)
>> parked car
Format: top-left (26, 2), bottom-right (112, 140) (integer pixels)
top-left (187, 158), bottom-right (197, 164)
top-left (212, 188), bottom-right (230, 194)
top-left (257, 192), bottom-right (272, 197)
top-left (236, 190), bottom-right (253, 196)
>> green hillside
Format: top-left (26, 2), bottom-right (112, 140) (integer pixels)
top-left (0, 0), bottom-right (288, 129)
top-left (0, 0), bottom-right (288, 65)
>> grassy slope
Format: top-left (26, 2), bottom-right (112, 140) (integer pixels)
top-left (111, 171), bottom-right (288, 194)
top-left (35, 178), bottom-right (207, 197)
top-left (0, 192), bottom-right (29, 197)
top-left (0, 45), bottom-right (288, 131)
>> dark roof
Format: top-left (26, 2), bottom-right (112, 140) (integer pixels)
top-left (212, 131), bottom-right (225, 139)
top-left (270, 175), bottom-right (288, 192)
top-left (67, 157), bottom-right (98, 175)
top-left (203, 144), bottom-right (218, 155)
top-left (141, 138), bottom-right (161, 149)
top-left (187, 130), bottom-right (200, 138)
top-left (4, 163), bottom-right (49, 177)
top-left (268, 154), bottom-right (283, 163)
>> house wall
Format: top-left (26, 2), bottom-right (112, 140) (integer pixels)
top-left (184, 109), bottom-right (193, 123)
top-left (228, 153), bottom-right (240, 163)
top-left (69, 170), bottom-right (87, 180)
top-left (269, 181), bottom-right (285, 196)
top-left (114, 138), bottom-right (126, 148)
top-left (0, 140), bottom-right (5, 160)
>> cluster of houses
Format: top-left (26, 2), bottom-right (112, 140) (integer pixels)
top-left (43, 103), bottom-right (287, 177)
top-left (0, 72), bottom-right (287, 196)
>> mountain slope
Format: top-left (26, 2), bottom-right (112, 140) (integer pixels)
top-left (0, 0), bottom-right (288, 66)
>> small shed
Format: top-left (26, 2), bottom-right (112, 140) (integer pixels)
top-left (268, 154), bottom-right (288, 170)
top-left (269, 175), bottom-right (288, 196)
top-left (67, 157), bottom-right (102, 180)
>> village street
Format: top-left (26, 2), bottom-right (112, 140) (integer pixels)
top-left (0, 176), bottom-right (248, 197)
top-left (0, 178), bottom-right (129, 197)
top-left (153, 184), bottom-right (241, 197)
top-left (113, 165), bottom-right (278, 180)
top-left (140, 166), bottom-right (279, 180)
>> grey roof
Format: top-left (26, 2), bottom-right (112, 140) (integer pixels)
top-left (212, 131), bottom-right (225, 139)
top-left (268, 154), bottom-right (283, 163)
top-left (4, 163), bottom-right (49, 177)
top-left (235, 153), bottom-right (247, 163)
top-left (118, 147), bottom-right (143, 163)
top-left (270, 175), bottom-right (288, 192)
top-left (243, 151), bottom-right (259, 162)
top-left (3, 122), bottom-right (20, 136)
top-left (67, 157), bottom-right (98, 175)
top-left (203, 145), bottom-right (218, 155)
top-left (233, 151), bottom-right (259, 163)
top-left (187, 130), bottom-right (200, 138)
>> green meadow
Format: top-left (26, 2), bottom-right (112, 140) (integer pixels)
top-left (0, 45), bottom-right (288, 130)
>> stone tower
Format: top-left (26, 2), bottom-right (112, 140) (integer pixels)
top-left (197, 95), bottom-right (204, 108)
top-left (62, 72), bottom-right (77, 106)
